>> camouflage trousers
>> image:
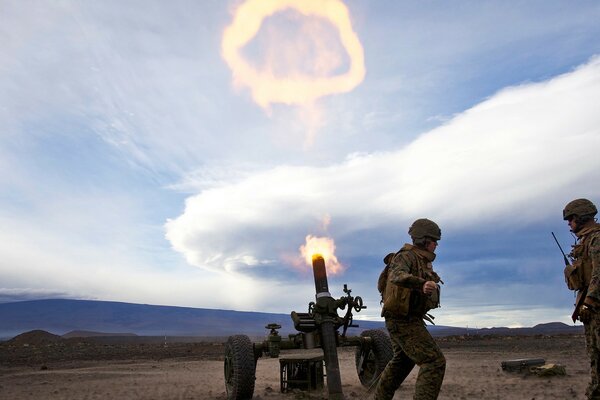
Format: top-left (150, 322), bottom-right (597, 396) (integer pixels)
top-left (585, 313), bottom-right (600, 400)
top-left (374, 316), bottom-right (445, 400)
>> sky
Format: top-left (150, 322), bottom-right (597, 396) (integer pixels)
top-left (1, 0), bottom-right (600, 328)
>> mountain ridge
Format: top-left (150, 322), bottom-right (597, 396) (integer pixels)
top-left (0, 299), bottom-right (582, 340)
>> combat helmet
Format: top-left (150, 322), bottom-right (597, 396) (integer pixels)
top-left (563, 198), bottom-right (597, 221)
top-left (408, 218), bottom-right (441, 241)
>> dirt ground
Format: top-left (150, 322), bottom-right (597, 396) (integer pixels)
top-left (0, 333), bottom-right (591, 399)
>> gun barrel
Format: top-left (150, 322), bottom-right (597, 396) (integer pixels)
top-left (312, 254), bottom-right (331, 298)
top-left (311, 254), bottom-right (344, 400)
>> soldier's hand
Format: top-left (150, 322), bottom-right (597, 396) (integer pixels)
top-left (423, 281), bottom-right (437, 296)
top-left (579, 304), bottom-right (593, 324)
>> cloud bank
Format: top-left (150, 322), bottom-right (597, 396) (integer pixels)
top-left (166, 57), bottom-right (600, 274)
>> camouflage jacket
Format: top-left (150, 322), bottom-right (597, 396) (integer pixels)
top-left (381, 244), bottom-right (442, 318)
top-left (571, 223), bottom-right (600, 302)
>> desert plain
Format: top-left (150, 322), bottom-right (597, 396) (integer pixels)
top-left (0, 330), bottom-right (591, 399)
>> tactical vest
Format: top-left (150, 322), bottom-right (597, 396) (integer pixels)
top-left (564, 224), bottom-right (600, 291)
top-left (379, 245), bottom-right (442, 318)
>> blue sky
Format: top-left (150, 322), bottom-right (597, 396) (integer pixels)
top-left (1, 0), bottom-right (600, 328)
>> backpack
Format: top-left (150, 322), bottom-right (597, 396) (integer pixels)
top-left (377, 252), bottom-right (397, 304)
top-left (377, 249), bottom-right (439, 319)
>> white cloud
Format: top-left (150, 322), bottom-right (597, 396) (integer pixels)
top-left (0, 214), bottom-right (314, 313)
top-left (166, 57), bottom-right (600, 272)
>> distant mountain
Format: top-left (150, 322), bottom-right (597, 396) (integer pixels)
top-left (0, 299), bottom-right (582, 340)
top-left (468, 322), bottom-right (583, 336)
top-left (0, 299), bottom-right (383, 339)
top-left (62, 330), bottom-right (138, 338)
top-left (6, 329), bottom-right (63, 345)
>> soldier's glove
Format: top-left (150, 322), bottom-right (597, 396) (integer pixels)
top-left (579, 304), bottom-right (593, 324)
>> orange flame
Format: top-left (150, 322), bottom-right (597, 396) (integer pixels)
top-left (299, 234), bottom-right (344, 275)
top-left (221, 0), bottom-right (365, 109)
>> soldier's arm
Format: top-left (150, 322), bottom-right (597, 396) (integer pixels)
top-left (388, 252), bottom-right (426, 290)
top-left (585, 234), bottom-right (600, 306)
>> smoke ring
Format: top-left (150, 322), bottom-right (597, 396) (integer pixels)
top-left (221, 0), bottom-right (366, 108)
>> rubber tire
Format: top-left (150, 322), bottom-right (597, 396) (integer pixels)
top-left (224, 335), bottom-right (256, 400)
top-left (355, 329), bottom-right (393, 387)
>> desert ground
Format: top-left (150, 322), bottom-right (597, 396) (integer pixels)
top-left (0, 331), bottom-right (590, 399)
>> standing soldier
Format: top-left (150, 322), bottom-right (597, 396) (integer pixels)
top-left (562, 199), bottom-right (600, 399)
top-left (375, 218), bottom-right (446, 400)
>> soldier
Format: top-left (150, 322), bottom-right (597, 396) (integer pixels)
top-left (375, 218), bottom-right (446, 400)
top-left (562, 199), bottom-right (600, 399)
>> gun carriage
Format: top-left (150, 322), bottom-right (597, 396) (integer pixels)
top-left (224, 255), bottom-right (393, 399)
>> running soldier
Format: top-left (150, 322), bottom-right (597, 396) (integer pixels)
top-left (375, 218), bottom-right (446, 400)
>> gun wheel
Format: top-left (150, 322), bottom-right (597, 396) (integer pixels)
top-left (355, 329), bottom-right (393, 388)
top-left (224, 335), bottom-right (256, 400)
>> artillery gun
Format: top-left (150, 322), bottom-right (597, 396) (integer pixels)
top-left (224, 255), bottom-right (393, 400)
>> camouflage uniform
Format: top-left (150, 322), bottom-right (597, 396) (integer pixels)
top-left (376, 243), bottom-right (445, 400)
top-left (562, 199), bottom-right (600, 400)
top-left (572, 224), bottom-right (600, 399)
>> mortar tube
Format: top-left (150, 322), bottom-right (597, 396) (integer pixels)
top-left (312, 255), bottom-right (344, 400)
top-left (312, 254), bottom-right (331, 298)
